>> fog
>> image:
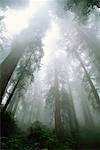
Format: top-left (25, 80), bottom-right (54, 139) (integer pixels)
top-left (0, 0), bottom-right (100, 148)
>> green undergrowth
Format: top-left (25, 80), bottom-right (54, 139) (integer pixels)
top-left (0, 111), bottom-right (100, 150)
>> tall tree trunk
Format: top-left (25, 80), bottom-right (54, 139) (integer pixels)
top-left (82, 99), bottom-right (95, 131)
top-left (54, 69), bottom-right (65, 140)
top-left (55, 97), bottom-right (65, 140)
top-left (12, 97), bottom-right (20, 115)
top-left (1, 50), bottom-right (33, 112)
top-left (76, 51), bottom-right (100, 108)
top-left (66, 75), bottom-right (80, 139)
top-left (7, 91), bottom-right (18, 112)
top-left (2, 79), bottom-right (20, 112)
top-left (21, 100), bottom-right (27, 124)
top-left (0, 40), bottom-right (27, 101)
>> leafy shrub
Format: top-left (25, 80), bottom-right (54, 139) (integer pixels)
top-left (27, 121), bottom-right (70, 149)
top-left (2, 118), bottom-right (98, 149)
top-left (0, 111), bottom-right (28, 150)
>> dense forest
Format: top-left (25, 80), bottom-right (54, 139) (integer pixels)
top-left (0, 0), bottom-right (100, 149)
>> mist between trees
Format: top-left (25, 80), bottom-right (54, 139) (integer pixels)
top-left (0, 0), bottom-right (100, 149)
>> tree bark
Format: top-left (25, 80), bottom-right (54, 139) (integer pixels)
top-left (1, 49), bottom-right (33, 112)
top-left (54, 68), bottom-right (65, 141)
top-left (12, 97), bottom-right (20, 115)
top-left (82, 99), bottom-right (95, 131)
top-left (2, 79), bottom-right (20, 112)
top-left (0, 40), bottom-right (27, 101)
top-left (76, 51), bottom-right (100, 108)
top-left (7, 90), bottom-right (18, 112)
top-left (66, 75), bottom-right (80, 139)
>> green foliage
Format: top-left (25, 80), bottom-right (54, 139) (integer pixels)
top-left (57, 0), bottom-right (99, 21)
top-left (27, 121), bottom-right (70, 149)
top-left (1, 116), bottom-right (99, 149)
top-left (1, 136), bottom-right (27, 150)
top-left (0, 118), bottom-right (69, 150)
top-left (1, 111), bottom-right (27, 150)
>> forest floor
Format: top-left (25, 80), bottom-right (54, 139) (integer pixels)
top-left (0, 111), bottom-right (100, 150)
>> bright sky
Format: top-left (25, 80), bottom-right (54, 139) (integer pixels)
top-left (42, 20), bottom-right (61, 64)
top-left (4, 0), bottom-right (48, 35)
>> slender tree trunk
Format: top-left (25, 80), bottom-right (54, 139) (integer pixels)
top-left (1, 51), bottom-right (33, 112)
top-left (82, 99), bottom-right (95, 131)
top-left (0, 41), bottom-right (27, 101)
top-left (81, 98), bottom-right (98, 146)
top-left (7, 99), bottom-right (15, 112)
top-left (21, 100), bottom-right (27, 124)
top-left (2, 79), bottom-right (20, 112)
top-left (64, 65), bottom-right (80, 139)
top-left (12, 97), bottom-right (20, 115)
top-left (54, 69), bottom-right (65, 140)
top-left (55, 97), bottom-right (65, 140)
top-left (76, 51), bottom-right (100, 108)
top-left (67, 76), bottom-right (80, 139)
top-left (29, 102), bottom-right (34, 123)
top-left (7, 89), bottom-right (19, 112)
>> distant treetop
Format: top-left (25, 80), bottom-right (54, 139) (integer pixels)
top-left (57, 0), bottom-right (100, 18)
